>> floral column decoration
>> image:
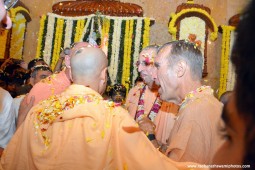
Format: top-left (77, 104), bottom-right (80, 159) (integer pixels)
top-left (168, 0), bottom-right (218, 77)
top-left (0, 6), bottom-right (30, 59)
top-left (218, 14), bottom-right (239, 97)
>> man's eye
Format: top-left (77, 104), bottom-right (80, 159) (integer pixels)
top-left (41, 75), bottom-right (47, 79)
top-left (143, 61), bottom-right (150, 66)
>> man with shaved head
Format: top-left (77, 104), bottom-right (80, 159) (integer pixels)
top-left (16, 42), bottom-right (91, 128)
top-left (1, 46), bottom-right (198, 169)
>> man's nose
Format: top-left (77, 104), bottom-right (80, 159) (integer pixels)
top-left (138, 64), bottom-right (143, 72)
top-left (152, 68), bottom-right (157, 80)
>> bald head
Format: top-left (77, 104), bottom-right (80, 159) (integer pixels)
top-left (70, 47), bottom-right (108, 93)
top-left (69, 42), bottom-right (91, 56)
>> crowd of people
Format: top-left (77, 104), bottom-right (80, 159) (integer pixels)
top-left (0, 0), bottom-right (255, 169)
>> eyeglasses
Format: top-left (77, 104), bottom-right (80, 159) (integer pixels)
top-left (4, 0), bottom-right (18, 10)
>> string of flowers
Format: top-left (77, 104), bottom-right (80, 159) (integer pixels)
top-left (63, 19), bottom-right (73, 48)
top-left (74, 19), bottom-right (86, 43)
top-left (80, 17), bottom-right (92, 42)
top-left (0, 29), bottom-right (9, 59)
top-left (74, 20), bottom-right (82, 43)
top-left (132, 19), bottom-right (143, 85)
top-left (51, 18), bottom-right (64, 69)
top-left (142, 18), bottom-right (150, 48)
top-left (36, 15), bottom-right (47, 58)
top-left (135, 85), bottom-right (162, 122)
top-left (169, 8), bottom-right (218, 41)
top-left (100, 18), bottom-right (110, 54)
top-left (218, 25), bottom-right (235, 97)
top-left (100, 18), bottom-right (110, 51)
top-left (43, 16), bottom-right (55, 65)
top-left (219, 25), bottom-right (228, 97)
top-left (36, 13), bottom-right (151, 89)
top-left (109, 20), bottom-right (118, 84)
top-left (180, 85), bottom-right (213, 109)
top-left (126, 20), bottom-right (134, 91)
top-left (126, 20), bottom-right (134, 87)
top-left (122, 20), bottom-right (130, 89)
top-left (226, 30), bottom-right (236, 90)
top-left (114, 20), bottom-right (122, 83)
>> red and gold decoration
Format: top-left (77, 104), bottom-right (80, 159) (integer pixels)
top-left (168, 0), bottom-right (218, 77)
top-left (52, 0), bottom-right (143, 17)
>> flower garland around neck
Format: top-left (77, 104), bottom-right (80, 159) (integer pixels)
top-left (135, 84), bottom-right (162, 122)
top-left (180, 85), bottom-right (213, 108)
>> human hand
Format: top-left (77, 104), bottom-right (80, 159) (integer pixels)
top-left (138, 117), bottom-right (156, 134)
top-left (59, 47), bottom-right (70, 60)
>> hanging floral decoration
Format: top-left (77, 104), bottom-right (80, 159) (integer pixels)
top-left (218, 25), bottom-right (235, 97)
top-left (0, 29), bottom-right (9, 59)
top-left (0, 7), bottom-right (30, 60)
top-left (168, 1), bottom-right (218, 77)
top-left (169, 8), bottom-right (218, 41)
top-left (36, 13), bottom-right (151, 91)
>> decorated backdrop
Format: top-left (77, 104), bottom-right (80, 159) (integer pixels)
top-left (36, 13), bottom-right (150, 91)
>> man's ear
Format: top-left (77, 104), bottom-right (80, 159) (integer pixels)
top-left (29, 77), bottom-right (35, 86)
top-left (100, 67), bottom-right (107, 81)
top-left (176, 60), bottom-right (187, 77)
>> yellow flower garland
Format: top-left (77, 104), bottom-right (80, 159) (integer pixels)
top-left (218, 25), bottom-right (235, 97)
top-left (74, 19), bottom-right (86, 42)
top-left (122, 20), bottom-right (130, 89)
top-left (36, 15), bottom-right (47, 58)
top-left (0, 30), bottom-right (9, 59)
top-left (168, 8), bottom-right (218, 41)
top-left (143, 18), bottom-right (150, 48)
top-left (101, 18), bottom-right (110, 46)
top-left (125, 20), bottom-right (134, 91)
top-left (51, 18), bottom-right (64, 69)
top-left (74, 20), bottom-right (82, 42)
top-left (36, 13), bottom-right (151, 89)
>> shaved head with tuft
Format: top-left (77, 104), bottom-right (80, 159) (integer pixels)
top-left (70, 47), bottom-right (108, 94)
